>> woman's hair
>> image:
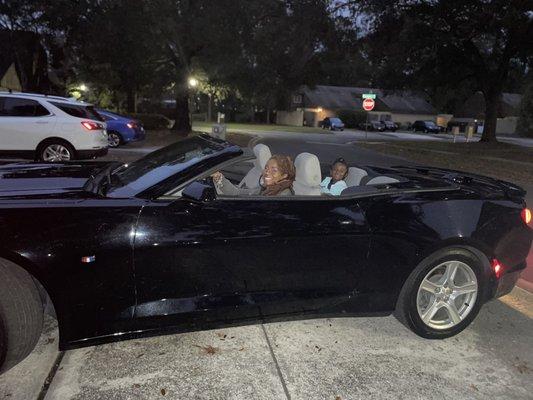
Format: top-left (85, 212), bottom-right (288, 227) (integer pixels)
top-left (269, 155), bottom-right (296, 181)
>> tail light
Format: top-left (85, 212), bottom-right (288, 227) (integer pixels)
top-left (81, 121), bottom-right (104, 131)
top-left (491, 259), bottom-right (504, 279)
top-left (127, 121), bottom-right (137, 129)
top-left (521, 208), bottom-right (531, 225)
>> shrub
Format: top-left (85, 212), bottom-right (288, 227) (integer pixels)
top-left (128, 113), bottom-right (172, 130)
top-left (337, 109), bottom-right (368, 128)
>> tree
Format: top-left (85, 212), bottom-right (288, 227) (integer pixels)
top-left (338, 0), bottom-right (533, 142)
top-left (67, 0), bottom-right (159, 112)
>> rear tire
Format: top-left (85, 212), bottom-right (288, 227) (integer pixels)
top-left (0, 258), bottom-right (44, 374)
top-left (394, 247), bottom-right (486, 339)
top-left (37, 140), bottom-right (76, 162)
top-left (107, 131), bottom-right (122, 148)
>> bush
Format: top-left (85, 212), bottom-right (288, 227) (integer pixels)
top-left (128, 113), bottom-right (172, 130)
top-left (337, 109), bottom-right (368, 128)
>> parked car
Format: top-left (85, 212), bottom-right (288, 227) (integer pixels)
top-left (320, 117), bottom-right (345, 131)
top-left (382, 120), bottom-right (398, 131)
top-left (0, 133), bottom-right (531, 373)
top-left (0, 92), bottom-right (108, 161)
top-left (359, 121), bottom-right (386, 131)
top-left (412, 120), bottom-right (441, 133)
top-left (96, 109), bottom-right (146, 148)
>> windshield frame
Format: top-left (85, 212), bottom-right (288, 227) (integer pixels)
top-left (103, 134), bottom-right (242, 199)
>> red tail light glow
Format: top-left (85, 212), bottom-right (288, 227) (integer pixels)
top-left (521, 208), bottom-right (531, 225)
top-left (81, 121), bottom-right (104, 131)
top-left (491, 259), bottom-right (504, 279)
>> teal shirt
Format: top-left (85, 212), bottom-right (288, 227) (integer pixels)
top-left (320, 177), bottom-right (347, 196)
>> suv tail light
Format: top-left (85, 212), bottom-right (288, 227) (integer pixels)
top-left (81, 121), bottom-right (104, 131)
top-left (521, 208), bottom-right (531, 225)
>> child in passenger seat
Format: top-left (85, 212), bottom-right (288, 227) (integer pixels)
top-left (320, 158), bottom-right (348, 196)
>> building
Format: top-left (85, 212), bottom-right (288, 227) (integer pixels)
top-left (453, 91), bottom-right (522, 135)
top-left (276, 85), bottom-right (438, 127)
top-left (0, 59), bottom-right (22, 92)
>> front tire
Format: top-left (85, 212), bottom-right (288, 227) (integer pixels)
top-left (0, 258), bottom-right (44, 374)
top-left (395, 248), bottom-right (486, 339)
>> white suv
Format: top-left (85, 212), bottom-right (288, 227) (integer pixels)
top-left (0, 92), bottom-right (108, 161)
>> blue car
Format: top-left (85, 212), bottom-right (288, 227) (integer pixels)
top-left (96, 109), bottom-right (146, 147)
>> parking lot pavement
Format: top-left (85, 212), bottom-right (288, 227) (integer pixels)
top-left (0, 316), bottom-right (59, 400)
top-left (1, 287), bottom-right (531, 400)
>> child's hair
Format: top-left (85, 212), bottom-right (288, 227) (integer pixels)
top-left (332, 157), bottom-right (348, 170)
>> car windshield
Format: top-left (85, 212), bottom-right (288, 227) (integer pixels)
top-left (425, 121), bottom-right (436, 127)
top-left (330, 118), bottom-right (342, 123)
top-left (105, 135), bottom-right (227, 198)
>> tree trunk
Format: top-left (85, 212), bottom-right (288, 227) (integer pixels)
top-left (172, 88), bottom-right (191, 133)
top-left (266, 107), bottom-right (271, 124)
top-left (480, 90), bottom-right (500, 142)
top-left (126, 89), bottom-right (136, 113)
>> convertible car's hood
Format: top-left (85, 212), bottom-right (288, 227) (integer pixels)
top-left (0, 161), bottom-right (111, 199)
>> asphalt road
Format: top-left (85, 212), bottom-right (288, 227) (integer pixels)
top-left (1, 130), bottom-right (532, 400)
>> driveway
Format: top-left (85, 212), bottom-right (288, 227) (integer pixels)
top-left (1, 287), bottom-right (532, 400)
top-left (1, 130), bottom-right (532, 400)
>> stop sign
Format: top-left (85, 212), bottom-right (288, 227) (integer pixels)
top-left (363, 98), bottom-right (375, 111)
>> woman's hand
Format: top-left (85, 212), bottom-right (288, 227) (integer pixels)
top-left (211, 172), bottom-right (224, 184)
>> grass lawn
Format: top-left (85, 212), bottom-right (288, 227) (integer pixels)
top-left (193, 121), bottom-right (327, 134)
top-left (358, 140), bottom-right (533, 187)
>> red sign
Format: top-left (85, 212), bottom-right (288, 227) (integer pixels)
top-left (363, 98), bottom-right (375, 111)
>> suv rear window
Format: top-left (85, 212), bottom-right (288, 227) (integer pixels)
top-left (50, 102), bottom-right (104, 121)
top-left (0, 97), bottom-right (50, 117)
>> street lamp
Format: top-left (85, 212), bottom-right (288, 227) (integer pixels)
top-left (188, 77), bottom-right (198, 88)
top-left (79, 84), bottom-right (88, 92)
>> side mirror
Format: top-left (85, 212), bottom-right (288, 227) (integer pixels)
top-left (182, 181), bottom-right (216, 203)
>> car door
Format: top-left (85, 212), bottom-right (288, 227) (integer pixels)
top-left (132, 192), bottom-right (372, 329)
top-left (0, 97), bottom-right (56, 151)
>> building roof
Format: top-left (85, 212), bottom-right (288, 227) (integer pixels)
top-left (456, 91), bottom-right (522, 119)
top-left (299, 85), bottom-right (436, 115)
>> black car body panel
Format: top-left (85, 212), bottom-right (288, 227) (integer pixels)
top-left (0, 135), bottom-right (530, 349)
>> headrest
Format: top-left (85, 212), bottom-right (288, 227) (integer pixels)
top-left (253, 144), bottom-right (271, 170)
top-left (294, 152), bottom-right (321, 186)
top-left (366, 176), bottom-right (399, 185)
top-left (345, 167), bottom-right (368, 186)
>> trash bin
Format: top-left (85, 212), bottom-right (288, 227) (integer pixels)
top-left (212, 123), bottom-right (226, 139)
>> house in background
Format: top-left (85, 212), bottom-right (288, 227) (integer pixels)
top-left (277, 85), bottom-right (439, 127)
top-left (452, 91), bottom-right (522, 135)
top-left (0, 59), bottom-right (22, 91)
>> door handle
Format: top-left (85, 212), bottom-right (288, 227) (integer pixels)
top-left (35, 121), bottom-right (49, 124)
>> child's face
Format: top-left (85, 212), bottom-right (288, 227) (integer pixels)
top-left (331, 163), bottom-right (347, 181)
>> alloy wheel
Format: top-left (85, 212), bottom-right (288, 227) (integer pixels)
top-left (108, 132), bottom-right (121, 148)
top-left (42, 144), bottom-right (72, 162)
top-left (416, 260), bottom-right (478, 330)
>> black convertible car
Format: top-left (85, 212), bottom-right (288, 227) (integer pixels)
top-left (0, 134), bottom-right (531, 373)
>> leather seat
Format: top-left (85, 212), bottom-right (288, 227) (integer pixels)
top-left (239, 144), bottom-right (271, 188)
top-left (345, 167), bottom-right (368, 187)
top-left (292, 152), bottom-right (322, 195)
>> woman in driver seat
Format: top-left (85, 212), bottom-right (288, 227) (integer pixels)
top-left (212, 155), bottom-right (295, 196)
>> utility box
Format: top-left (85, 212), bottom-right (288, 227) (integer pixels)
top-left (212, 123), bottom-right (226, 139)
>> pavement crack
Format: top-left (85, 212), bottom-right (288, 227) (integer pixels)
top-left (261, 323), bottom-right (291, 400)
top-left (37, 351), bottom-right (65, 400)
